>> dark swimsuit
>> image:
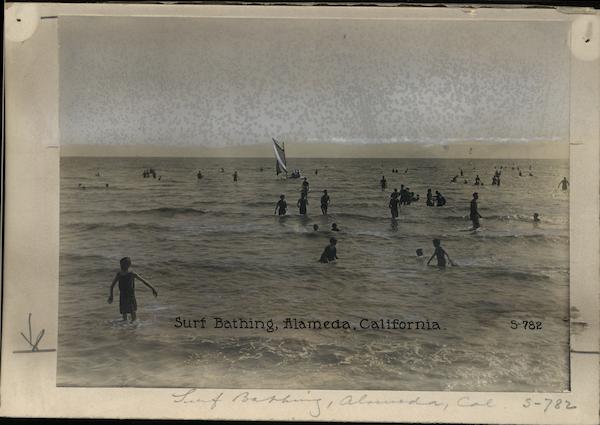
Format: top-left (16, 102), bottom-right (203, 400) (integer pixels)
top-left (118, 272), bottom-right (137, 314)
top-left (277, 200), bottom-right (287, 215)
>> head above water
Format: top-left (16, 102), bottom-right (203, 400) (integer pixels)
top-left (432, 239), bottom-right (441, 247)
top-left (332, 223), bottom-right (338, 229)
top-left (416, 249), bottom-right (423, 256)
top-left (120, 257), bottom-right (132, 271)
top-left (313, 224), bottom-right (319, 231)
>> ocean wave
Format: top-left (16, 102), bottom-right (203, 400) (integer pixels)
top-left (62, 222), bottom-right (171, 232)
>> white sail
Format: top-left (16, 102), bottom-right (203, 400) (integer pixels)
top-left (272, 138), bottom-right (288, 175)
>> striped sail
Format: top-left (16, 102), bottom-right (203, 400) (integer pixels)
top-left (272, 138), bottom-right (287, 175)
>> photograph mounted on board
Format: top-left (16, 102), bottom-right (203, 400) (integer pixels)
top-left (58, 15), bottom-right (570, 391)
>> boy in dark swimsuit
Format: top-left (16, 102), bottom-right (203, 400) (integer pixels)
top-left (320, 190), bottom-right (330, 215)
top-left (297, 192), bottom-right (308, 215)
top-left (108, 257), bottom-right (158, 322)
top-left (427, 239), bottom-right (455, 268)
top-left (274, 195), bottom-right (287, 216)
top-left (319, 238), bottom-right (338, 263)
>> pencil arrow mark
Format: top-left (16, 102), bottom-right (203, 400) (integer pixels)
top-left (13, 313), bottom-right (56, 354)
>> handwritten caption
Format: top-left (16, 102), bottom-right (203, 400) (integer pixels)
top-left (171, 389), bottom-right (577, 418)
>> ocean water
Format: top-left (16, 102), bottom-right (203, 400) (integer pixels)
top-left (58, 157), bottom-right (570, 391)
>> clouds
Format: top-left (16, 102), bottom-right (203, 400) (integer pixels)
top-left (59, 16), bottom-right (570, 147)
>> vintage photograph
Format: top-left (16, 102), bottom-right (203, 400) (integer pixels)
top-left (57, 15), bottom-right (571, 391)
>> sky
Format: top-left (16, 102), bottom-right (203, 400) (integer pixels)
top-left (59, 16), bottom-right (571, 157)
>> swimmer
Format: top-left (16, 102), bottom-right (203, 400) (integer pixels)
top-left (274, 194), bottom-right (287, 216)
top-left (108, 257), bottom-right (158, 322)
top-left (533, 213), bottom-right (540, 223)
top-left (233, 171), bottom-right (238, 182)
top-left (319, 237), bottom-right (338, 263)
top-left (558, 177), bottom-right (569, 191)
top-left (426, 189), bottom-right (434, 206)
top-left (331, 223), bottom-right (340, 232)
top-left (313, 224), bottom-right (319, 231)
top-left (320, 190), bottom-right (330, 215)
top-left (470, 192), bottom-right (482, 229)
top-left (427, 239), bottom-right (455, 268)
top-left (389, 191), bottom-right (400, 218)
top-left (435, 191), bottom-right (446, 207)
top-left (297, 192), bottom-right (308, 215)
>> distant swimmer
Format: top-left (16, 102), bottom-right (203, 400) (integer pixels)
top-left (558, 177), bottom-right (569, 191)
top-left (435, 191), bottom-right (446, 207)
top-left (389, 191), bottom-right (400, 219)
top-left (95, 172), bottom-right (101, 177)
top-left (320, 190), bottom-right (330, 215)
top-left (470, 192), bottom-right (483, 229)
top-left (197, 171), bottom-right (203, 180)
top-left (220, 168), bottom-right (225, 173)
top-left (331, 223), bottom-right (340, 232)
top-left (533, 212), bottom-right (540, 223)
top-left (260, 167), bottom-right (264, 172)
top-left (416, 248), bottom-right (424, 263)
top-left (315, 169), bottom-right (318, 175)
top-left (319, 237), bottom-right (338, 263)
top-left (297, 192), bottom-right (308, 215)
top-left (426, 189), bottom-right (434, 206)
top-left (313, 224), bottom-right (319, 231)
top-left (405, 168), bottom-right (408, 174)
top-left (233, 171), bottom-right (238, 182)
top-left (451, 175), bottom-right (458, 183)
top-left (474, 175), bottom-right (481, 185)
top-left (380, 175), bottom-right (387, 190)
top-left (105, 183), bottom-right (109, 188)
top-left (108, 257), bottom-right (158, 322)
top-left (460, 168), bottom-right (464, 177)
top-left (158, 176), bottom-right (162, 181)
top-left (529, 172), bottom-right (533, 177)
top-left (427, 239), bottom-right (455, 268)
top-left (463, 179), bottom-right (468, 184)
top-left (519, 170), bottom-right (522, 177)
top-left (274, 194), bottom-right (287, 216)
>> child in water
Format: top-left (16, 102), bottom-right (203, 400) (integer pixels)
top-left (427, 239), bottom-right (455, 268)
top-left (416, 248), bottom-right (425, 264)
top-left (108, 257), bottom-right (158, 322)
top-left (319, 238), bottom-right (339, 263)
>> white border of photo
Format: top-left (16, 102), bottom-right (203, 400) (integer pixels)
top-left (3, 3), bottom-right (599, 423)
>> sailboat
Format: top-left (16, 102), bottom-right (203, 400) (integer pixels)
top-left (272, 138), bottom-right (301, 179)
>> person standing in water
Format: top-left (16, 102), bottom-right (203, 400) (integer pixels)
top-left (426, 189), bottom-right (434, 206)
top-left (558, 177), bottom-right (569, 191)
top-left (389, 190), bottom-right (400, 219)
top-left (435, 191), bottom-right (446, 207)
top-left (380, 175), bottom-right (387, 190)
top-left (275, 194), bottom-right (287, 216)
top-left (233, 171), bottom-right (238, 182)
top-left (108, 257), bottom-right (158, 322)
top-left (319, 237), bottom-right (338, 263)
top-left (427, 239), bottom-right (455, 268)
top-left (297, 192), bottom-right (308, 215)
top-left (320, 190), bottom-right (330, 215)
top-left (301, 177), bottom-right (310, 195)
top-left (197, 170), bottom-right (203, 180)
top-left (470, 192), bottom-right (483, 229)
top-left (474, 175), bottom-right (481, 185)
top-left (533, 212), bottom-right (541, 223)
